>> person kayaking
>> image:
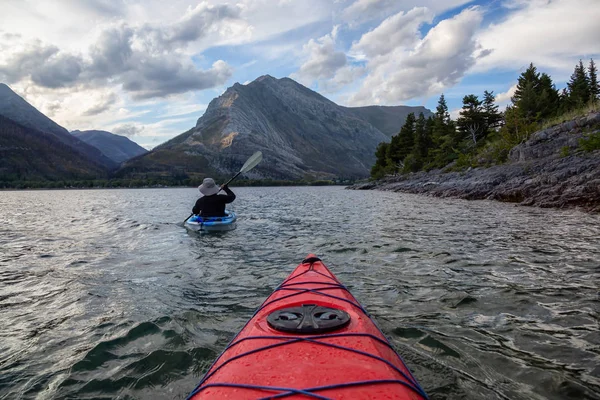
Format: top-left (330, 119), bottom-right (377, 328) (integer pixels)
top-left (192, 177), bottom-right (236, 217)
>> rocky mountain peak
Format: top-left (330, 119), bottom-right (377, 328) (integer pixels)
top-left (125, 75), bottom-right (433, 181)
top-left (165, 75), bottom-right (393, 179)
top-left (254, 74), bottom-right (277, 83)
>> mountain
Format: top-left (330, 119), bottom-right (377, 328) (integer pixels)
top-left (0, 84), bottom-right (117, 170)
top-left (345, 105), bottom-right (433, 137)
top-left (0, 115), bottom-right (108, 183)
top-left (71, 130), bottom-right (148, 164)
top-left (120, 76), bottom-right (431, 181)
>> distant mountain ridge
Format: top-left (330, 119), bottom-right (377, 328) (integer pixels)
top-left (0, 115), bottom-right (108, 183)
top-left (72, 130), bottom-right (148, 164)
top-left (0, 83), bottom-right (117, 170)
top-left (0, 78), bottom-right (434, 184)
top-left (345, 105), bottom-right (433, 137)
top-left (121, 75), bottom-right (433, 180)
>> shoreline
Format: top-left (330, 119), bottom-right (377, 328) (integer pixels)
top-left (348, 114), bottom-right (600, 213)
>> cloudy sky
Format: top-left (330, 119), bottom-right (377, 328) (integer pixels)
top-left (1, 0), bottom-right (599, 149)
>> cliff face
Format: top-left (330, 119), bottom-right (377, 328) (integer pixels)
top-left (350, 113), bottom-right (600, 212)
top-left (123, 75), bottom-right (431, 181)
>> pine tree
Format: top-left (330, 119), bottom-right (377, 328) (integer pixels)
top-left (557, 87), bottom-right (570, 114)
top-left (386, 113), bottom-right (416, 172)
top-left (433, 94), bottom-right (451, 145)
top-left (567, 59), bottom-right (591, 108)
top-left (371, 142), bottom-right (390, 179)
top-left (501, 105), bottom-right (536, 146)
top-left (429, 94), bottom-right (454, 167)
top-left (396, 113), bottom-right (416, 160)
top-left (538, 73), bottom-right (560, 119)
top-left (385, 135), bottom-right (402, 172)
top-left (483, 90), bottom-right (502, 130)
top-left (511, 63), bottom-right (543, 124)
top-left (435, 94), bottom-right (451, 124)
top-left (512, 63), bottom-right (540, 104)
top-left (404, 113), bottom-right (427, 172)
top-left (510, 64), bottom-right (559, 124)
top-left (589, 58), bottom-right (599, 102)
top-left (457, 94), bottom-right (486, 147)
top-left (413, 113), bottom-right (430, 161)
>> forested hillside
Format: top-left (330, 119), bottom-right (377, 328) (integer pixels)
top-left (371, 59), bottom-right (600, 178)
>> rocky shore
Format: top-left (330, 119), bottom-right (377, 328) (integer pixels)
top-left (349, 113), bottom-right (600, 212)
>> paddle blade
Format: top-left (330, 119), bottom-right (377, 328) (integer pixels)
top-left (240, 151), bottom-right (263, 173)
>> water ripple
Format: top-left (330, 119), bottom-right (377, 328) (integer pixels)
top-left (0, 187), bottom-right (599, 399)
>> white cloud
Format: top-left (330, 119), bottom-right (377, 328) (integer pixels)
top-left (474, 0), bottom-right (600, 75)
top-left (157, 102), bottom-right (208, 119)
top-left (348, 6), bottom-right (487, 105)
top-left (7, 82), bottom-right (123, 130)
top-left (494, 84), bottom-right (517, 107)
top-left (169, 3), bottom-right (245, 45)
top-left (342, 0), bottom-right (474, 26)
top-left (323, 64), bottom-right (367, 93)
top-left (449, 107), bottom-right (461, 121)
top-left (291, 27), bottom-right (348, 85)
top-left (351, 7), bottom-right (433, 58)
top-left (0, 18), bottom-right (236, 99)
top-left (112, 123), bottom-right (145, 137)
top-left (3, 0), bottom-right (597, 149)
top-left (234, 0), bottom-right (333, 43)
top-left (83, 92), bottom-right (118, 116)
top-left (0, 36), bottom-right (59, 84)
top-left (0, 0), bottom-right (336, 147)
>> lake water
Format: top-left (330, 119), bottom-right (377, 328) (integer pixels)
top-left (0, 187), bottom-right (598, 400)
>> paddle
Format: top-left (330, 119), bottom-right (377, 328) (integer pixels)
top-left (183, 151), bottom-right (263, 224)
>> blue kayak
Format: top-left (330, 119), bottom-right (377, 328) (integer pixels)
top-left (185, 211), bottom-right (237, 232)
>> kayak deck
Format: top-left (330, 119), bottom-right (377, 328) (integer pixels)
top-left (188, 256), bottom-right (427, 399)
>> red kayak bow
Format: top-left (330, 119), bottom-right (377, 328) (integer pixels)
top-left (188, 255), bottom-right (428, 399)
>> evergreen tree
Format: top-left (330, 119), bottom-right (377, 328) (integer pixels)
top-left (433, 94), bottom-right (451, 144)
top-left (403, 113), bottom-right (427, 172)
top-left (510, 63), bottom-right (559, 123)
top-left (435, 94), bottom-right (451, 124)
top-left (457, 94), bottom-right (486, 147)
top-left (589, 58), bottom-right (599, 102)
top-left (385, 113), bottom-right (416, 172)
top-left (512, 63), bottom-right (540, 104)
top-left (411, 113), bottom-right (431, 167)
top-left (395, 113), bottom-right (416, 160)
top-left (501, 105), bottom-right (537, 147)
top-left (425, 116), bottom-right (435, 143)
top-left (538, 73), bottom-right (560, 119)
top-left (512, 64), bottom-right (542, 123)
top-left (385, 135), bottom-right (402, 170)
top-left (432, 94), bottom-right (451, 145)
top-left (370, 142), bottom-right (390, 179)
top-left (567, 59), bottom-right (591, 108)
top-left (558, 87), bottom-right (570, 114)
top-left (428, 94), bottom-right (457, 168)
top-left (483, 90), bottom-right (502, 130)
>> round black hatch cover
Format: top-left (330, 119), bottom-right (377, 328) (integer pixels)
top-left (267, 304), bottom-right (351, 334)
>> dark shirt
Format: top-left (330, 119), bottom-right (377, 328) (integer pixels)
top-left (192, 187), bottom-right (236, 217)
